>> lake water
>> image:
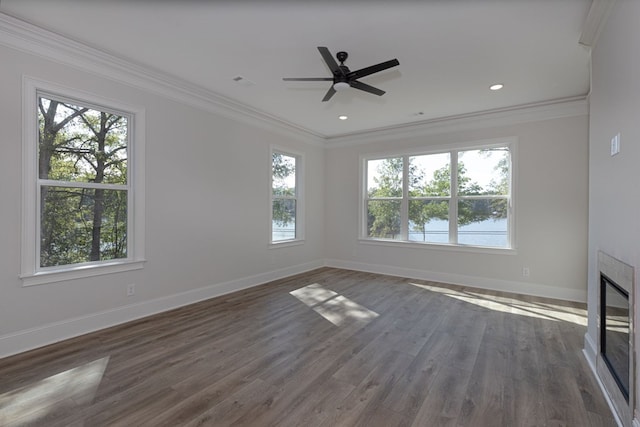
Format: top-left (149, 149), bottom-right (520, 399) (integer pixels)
top-left (274, 218), bottom-right (508, 248)
top-left (409, 218), bottom-right (507, 247)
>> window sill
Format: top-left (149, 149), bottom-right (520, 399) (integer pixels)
top-left (21, 259), bottom-right (146, 287)
top-left (269, 239), bottom-right (305, 249)
top-left (358, 238), bottom-right (516, 255)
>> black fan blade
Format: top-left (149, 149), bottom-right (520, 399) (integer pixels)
top-left (349, 80), bottom-right (385, 96)
top-left (322, 86), bottom-right (336, 102)
top-left (318, 47), bottom-right (344, 77)
top-left (347, 59), bottom-right (399, 80)
top-left (283, 77), bottom-right (334, 81)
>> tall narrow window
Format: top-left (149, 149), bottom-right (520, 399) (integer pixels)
top-left (271, 150), bottom-right (300, 243)
top-left (22, 79), bottom-right (145, 285)
top-left (363, 143), bottom-right (512, 249)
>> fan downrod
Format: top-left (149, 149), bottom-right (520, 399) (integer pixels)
top-left (336, 51), bottom-right (348, 64)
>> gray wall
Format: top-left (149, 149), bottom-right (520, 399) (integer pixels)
top-left (0, 44), bottom-right (326, 357)
top-left (586, 0), bottom-right (640, 417)
top-left (0, 16), bottom-right (593, 358)
top-left (325, 115), bottom-right (589, 301)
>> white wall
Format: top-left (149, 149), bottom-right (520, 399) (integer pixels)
top-left (0, 13), bottom-right (593, 359)
top-left (0, 44), bottom-right (325, 357)
top-left (325, 114), bottom-right (589, 301)
top-left (586, 0), bottom-right (640, 419)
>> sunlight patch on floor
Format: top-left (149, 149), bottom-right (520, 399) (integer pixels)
top-left (408, 282), bottom-right (587, 326)
top-left (290, 283), bottom-right (379, 326)
top-left (0, 356), bottom-right (109, 425)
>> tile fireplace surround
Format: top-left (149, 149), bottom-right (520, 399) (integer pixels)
top-left (597, 251), bottom-right (635, 427)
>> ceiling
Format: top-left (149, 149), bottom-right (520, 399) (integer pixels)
top-left (0, 0), bottom-right (593, 139)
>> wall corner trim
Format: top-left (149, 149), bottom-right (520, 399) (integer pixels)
top-left (0, 12), bottom-right (325, 146)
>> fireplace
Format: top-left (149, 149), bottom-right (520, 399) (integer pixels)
top-left (597, 251), bottom-right (635, 426)
top-left (601, 273), bottom-right (630, 401)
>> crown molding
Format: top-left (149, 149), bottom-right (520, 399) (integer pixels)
top-left (0, 12), bottom-right (325, 146)
top-left (0, 12), bottom-right (589, 149)
top-left (579, 0), bottom-right (616, 48)
top-left (324, 96), bottom-right (589, 148)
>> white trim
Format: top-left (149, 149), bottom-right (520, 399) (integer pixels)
top-left (0, 260), bottom-right (324, 359)
top-left (584, 331), bottom-right (598, 368)
top-left (21, 260), bottom-right (146, 287)
top-left (325, 97), bottom-right (588, 147)
top-left (579, 0), bottom-right (616, 48)
top-left (357, 238), bottom-right (517, 256)
top-left (0, 12), bottom-right (587, 145)
top-left (583, 339), bottom-right (625, 427)
top-left (21, 76), bottom-right (146, 284)
top-left (0, 12), bottom-right (324, 146)
top-left (269, 240), bottom-right (305, 249)
top-left (324, 258), bottom-right (587, 302)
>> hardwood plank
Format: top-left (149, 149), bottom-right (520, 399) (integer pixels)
top-left (0, 268), bottom-right (617, 426)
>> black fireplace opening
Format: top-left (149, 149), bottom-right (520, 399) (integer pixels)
top-left (601, 273), bottom-right (630, 402)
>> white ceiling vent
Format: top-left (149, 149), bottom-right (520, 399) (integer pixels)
top-left (232, 75), bottom-right (256, 87)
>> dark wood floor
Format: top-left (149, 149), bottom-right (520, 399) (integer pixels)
top-left (0, 267), bottom-right (616, 426)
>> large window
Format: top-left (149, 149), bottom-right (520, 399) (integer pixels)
top-left (364, 143), bottom-right (512, 249)
top-left (22, 79), bottom-right (145, 285)
top-left (271, 149), bottom-right (303, 244)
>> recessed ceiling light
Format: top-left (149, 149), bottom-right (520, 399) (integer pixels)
top-left (489, 83), bottom-right (504, 91)
top-left (339, 115), bottom-right (348, 120)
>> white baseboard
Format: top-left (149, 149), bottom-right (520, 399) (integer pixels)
top-left (584, 331), bottom-right (598, 368)
top-left (0, 260), bottom-right (324, 359)
top-left (324, 259), bottom-right (587, 302)
top-left (582, 347), bottom-right (624, 427)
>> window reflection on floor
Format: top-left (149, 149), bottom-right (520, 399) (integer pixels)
top-left (0, 356), bottom-right (109, 426)
top-left (290, 283), bottom-right (379, 327)
top-left (408, 282), bottom-right (587, 326)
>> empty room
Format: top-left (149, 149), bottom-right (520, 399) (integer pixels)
top-left (0, 1), bottom-right (638, 426)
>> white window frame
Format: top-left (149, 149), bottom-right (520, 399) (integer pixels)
top-left (360, 138), bottom-right (516, 253)
top-left (269, 146), bottom-right (304, 246)
top-left (21, 77), bottom-right (146, 286)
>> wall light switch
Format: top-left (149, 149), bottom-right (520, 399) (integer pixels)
top-left (611, 133), bottom-right (620, 156)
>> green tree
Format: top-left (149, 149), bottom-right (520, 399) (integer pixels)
top-left (38, 97), bottom-right (128, 267)
top-left (272, 153), bottom-right (296, 228)
top-left (367, 157), bottom-right (403, 238)
top-left (408, 162), bottom-right (487, 235)
top-left (367, 157), bottom-right (427, 238)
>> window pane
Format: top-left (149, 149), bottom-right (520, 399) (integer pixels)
top-left (367, 158), bottom-right (403, 198)
top-left (40, 186), bottom-right (128, 267)
top-left (458, 148), bottom-right (509, 196)
top-left (458, 199), bottom-right (508, 247)
top-left (272, 153), bottom-right (296, 197)
top-left (409, 153), bottom-right (450, 197)
top-left (409, 200), bottom-right (449, 243)
top-left (272, 199), bottom-right (296, 241)
top-left (367, 200), bottom-right (401, 239)
top-left (38, 97), bottom-right (128, 184)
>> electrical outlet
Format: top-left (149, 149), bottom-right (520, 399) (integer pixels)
top-left (127, 284), bottom-right (135, 296)
top-left (522, 267), bottom-right (530, 278)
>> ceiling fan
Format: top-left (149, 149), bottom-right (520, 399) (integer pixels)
top-left (283, 47), bottom-right (400, 102)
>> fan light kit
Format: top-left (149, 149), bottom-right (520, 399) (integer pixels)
top-left (284, 47), bottom-right (400, 102)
